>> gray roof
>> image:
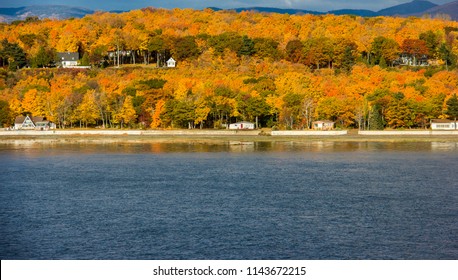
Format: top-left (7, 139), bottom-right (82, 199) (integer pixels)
top-left (57, 52), bottom-right (79, 62)
top-left (15, 115), bottom-right (46, 124)
top-left (431, 119), bottom-right (455, 123)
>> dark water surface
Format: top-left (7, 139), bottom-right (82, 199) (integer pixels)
top-left (0, 141), bottom-right (457, 259)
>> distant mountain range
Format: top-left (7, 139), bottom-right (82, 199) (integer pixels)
top-left (0, 1), bottom-right (457, 22)
top-left (215, 1), bottom-right (458, 20)
top-left (0, 5), bottom-right (94, 22)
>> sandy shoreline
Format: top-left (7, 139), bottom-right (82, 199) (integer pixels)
top-left (0, 129), bottom-right (457, 144)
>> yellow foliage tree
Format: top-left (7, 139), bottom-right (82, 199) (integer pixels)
top-left (150, 99), bottom-right (165, 129)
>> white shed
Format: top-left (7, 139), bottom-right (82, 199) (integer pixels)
top-left (229, 121), bottom-right (255, 130)
top-left (431, 119), bottom-right (457, 130)
top-left (312, 120), bottom-right (335, 130)
top-left (167, 57), bottom-right (176, 68)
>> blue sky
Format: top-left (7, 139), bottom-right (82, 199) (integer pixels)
top-left (0, 1), bottom-right (455, 12)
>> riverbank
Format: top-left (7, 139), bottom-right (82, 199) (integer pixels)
top-left (0, 129), bottom-right (457, 144)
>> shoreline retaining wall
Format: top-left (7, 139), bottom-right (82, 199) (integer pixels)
top-left (271, 131), bottom-right (348, 136)
top-left (2, 129), bottom-right (458, 137)
top-left (359, 130), bottom-right (458, 136)
top-left (0, 129), bottom-right (260, 136)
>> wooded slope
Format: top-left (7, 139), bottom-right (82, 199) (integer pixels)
top-left (0, 9), bottom-right (458, 129)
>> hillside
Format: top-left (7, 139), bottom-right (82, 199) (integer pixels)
top-left (378, 0), bottom-right (437, 16)
top-left (328, 9), bottom-right (378, 17)
top-left (0, 1), bottom-right (453, 22)
top-left (215, 1), bottom-right (444, 18)
top-left (421, 0), bottom-right (458, 20)
top-left (0, 5), bottom-right (94, 22)
top-left (208, 7), bottom-right (322, 15)
top-left (0, 8), bottom-right (457, 131)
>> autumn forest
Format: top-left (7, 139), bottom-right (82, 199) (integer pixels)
top-left (1, 8), bottom-right (458, 129)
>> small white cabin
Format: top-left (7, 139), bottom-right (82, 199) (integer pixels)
top-left (167, 58), bottom-right (176, 68)
top-left (431, 119), bottom-right (457, 130)
top-left (229, 121), bottom-right (255, 130)
top-left (312, 120), bottom-right (335, 130)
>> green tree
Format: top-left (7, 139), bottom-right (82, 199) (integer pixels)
top-left (89, 45), bottom-right (107, 67)
top-left (303, 37), bottom-right (332, 69)
top-left (139, 78), bottom-right (167, 89)
top-left (419, 30), bottom-right (441, 59)
top-left (0, 100), bottom-right (12, 127)
top-left (162, 99), bottom-right (195, 128)
top-left (208, 32), bottom-right (243, 57)
top-left (238, 94), bottom-right (270, 128)
top-left (253, 38), bottom-right (280, 60)
top-left (80, 53), bottom-right (90, 66)
top-left (371, 36), bottom-right (400, 66)
top-left (368, 104), bottom-right (384, 130)
top-left (31, 46), bottom-right (54, 68)
top-left (173, 36), bottom-right (199, 60)
top-left (238, 35), bottom-right (255, 56)
top-left (285, 39), bottom-right (303, 63)
top-left (341, 45), bottom-right (357, 73)
top-left (445, 93), bottom-right (458, 127)
top-left (0, 39), bottom-right (27, 71)
top-left (438, 43), bottom-right (454, 70)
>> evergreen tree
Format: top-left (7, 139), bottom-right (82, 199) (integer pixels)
top-left (368, 104), bottom-right (384, 130)
top-left (0, 39), bottom-right (27, 71)
top-left (238, 35), bottom-right (255, 56)
top-left (341, 46), bottom-right (356, 73)
top-left (445, 94), bottom-right (458, 128)
top-left (439, 43), bottom-right (455, 70)
top-left (0, 100), bottom-right (12, 127)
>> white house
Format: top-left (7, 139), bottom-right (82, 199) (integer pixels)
top-left (57, 52), bottom-right (79, 68)
top-left (431, 119), bottom-right (457, 130)
top-left (229, 121), bottom-right (255, 130)
top-left (14, 115), bottom-right (56, 130)
top-left (312, 120), bottom-right (335, 130)
top-left (167, 57), bottom-right (176, 68)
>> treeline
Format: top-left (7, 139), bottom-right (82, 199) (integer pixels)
top-left (1, 63), bottom-right (457, 130)
top-left (0, 9), bottom-right (458, 70)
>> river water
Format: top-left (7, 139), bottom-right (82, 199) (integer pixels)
top-left (0, 141), bottom-right (457, 259)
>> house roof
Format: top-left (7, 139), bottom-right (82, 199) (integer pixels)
top-left (15, 115), bottom-right (46, 124)
top-left (167, 57), bottom-right (176, 62)
top-left (313, 120), bottom-right (334, 124)
top-left (231, 121), bottom-right (254, 125)
top-left (15, 115), bottom-right (26, 124)
top-left (431, 119), bottom-right (455, 123)
top-left (57, 52), bottom-right (79, 62)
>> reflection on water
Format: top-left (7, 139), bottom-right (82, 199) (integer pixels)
top-left (1, 140), bottom-right (458, 156)
top-left (431, 141), bottom-right (458, 151)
